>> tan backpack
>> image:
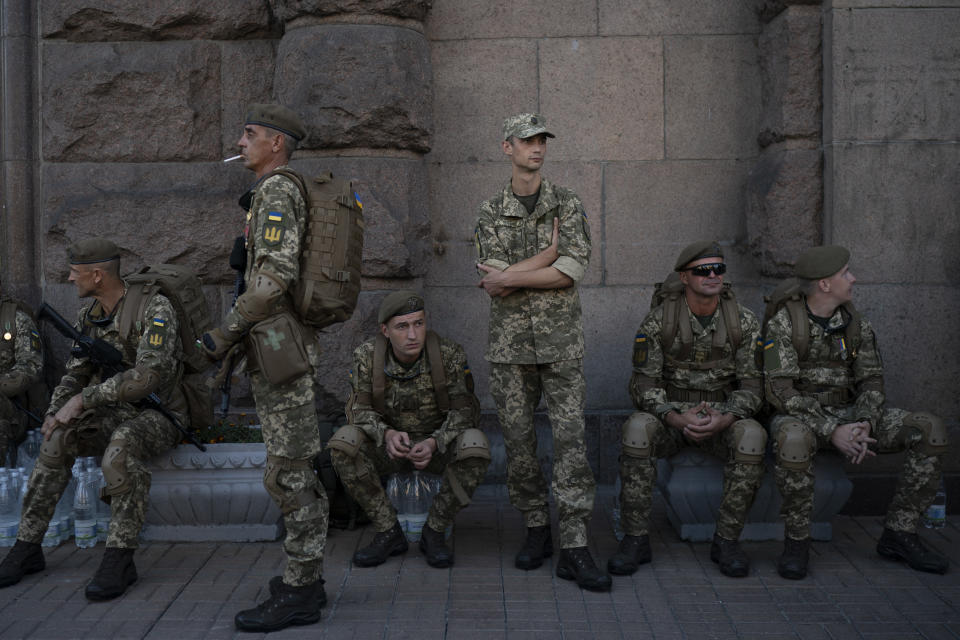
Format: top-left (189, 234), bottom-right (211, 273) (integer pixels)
top-left (270, 169), bottom-right (365, 329)
top-left (119, 264), bottom-right (214, 430)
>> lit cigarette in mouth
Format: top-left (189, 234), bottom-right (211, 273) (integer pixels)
top-left (223, 155), bottom-right (243, 163)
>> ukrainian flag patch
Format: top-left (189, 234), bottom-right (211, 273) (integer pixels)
top-left (354, 192), bottom-right (363, 210)
top-left (633, 333), bottom-right (648, 366)
top-left (267, 211), bottom-right (283, 222)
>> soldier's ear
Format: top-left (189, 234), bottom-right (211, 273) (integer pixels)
top-left (380, 323), bottom-right (389, 338)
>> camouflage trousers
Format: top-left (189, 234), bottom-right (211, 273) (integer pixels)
top-left (250, 347), bottom-right (328, 588)
top-left (771, 407), bottom-right (942, 539)
top-left (331, 429), bottom-right (489, 533)
top-left (18, 405), bottom-right (180, 548)
top-left (618, 412), bottom-right (765, 541)
top-left (489, 360), bottom-right (596, 549)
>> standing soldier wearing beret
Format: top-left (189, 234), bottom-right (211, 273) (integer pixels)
top-left (329, 291), bottom-right (490, 569)
top-left (201, 104), bottom-right (329, 632)
top-left (0, 284), bottom-right (43, 465)
top-left (611, 241), bottom-right (766, 578)
top-left (765, 245), bottom-right (949, 579)
top-left (0, 239), bottom-right (185, 600)
top-left (474, 114), bottom-right (610, 591)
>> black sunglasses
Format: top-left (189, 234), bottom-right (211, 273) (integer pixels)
top-left (685, 263), bottom-right (726, 277)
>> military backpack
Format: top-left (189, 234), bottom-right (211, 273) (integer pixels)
top-left (269, 169), bottom-right (365, 329)
top-left (761, 277), bottom-right (862, 363)
top-left (118, 264), bottom-right (214, 430)
top-left (649, 272), bottom-right (743, 368)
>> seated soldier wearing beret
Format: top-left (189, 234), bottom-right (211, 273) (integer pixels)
top-left (329, 291), bottom-right (491, 569)
top-left (612, 241), bottom-right (766, 578)
top-left (765, 245), bottom-right (949, 579)
top-left (0, 239), bottom-right (186, 600)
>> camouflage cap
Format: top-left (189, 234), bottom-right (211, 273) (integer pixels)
top-left (244, 103), bottom-right (307, 141)
top-left (674, 240), bottom-right (724, 271)
top-left (503, 113), bottom-right (556, 141)
top-left (794, 245), bottom-right (850, 280)
top-left (68, 238), bottom-right (120, 265)
top-left (378, 290), bottom-right (425, 324)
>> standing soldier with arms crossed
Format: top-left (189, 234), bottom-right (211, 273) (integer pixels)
top-left (475, 113), bottom-right (610, 591)
top-left (201, 104), bottom-right (329, 632)
top-left (0, 239), bottom-right (186, 600)
top-left (611, 241), bottom-right (766, 578)
top-left (0, 288), bottom-right (43, 465)
top-left (329, 291), bottom-right (490, 569)
top-left (765, 245), bottom-right (949, 579)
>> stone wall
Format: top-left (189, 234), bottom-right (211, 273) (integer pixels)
top-left (0, 0), bottom-right (957, 489)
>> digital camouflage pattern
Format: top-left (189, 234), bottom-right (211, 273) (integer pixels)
top-left (226, 168), bottom-right (327, 587)
top-left (474, 178), bottom-right (591, 365)
top-left (476, 177), bottom-right (595, 550)
top-left (489, 360), bottom-right (595, 549)
top-left (333, 336), bottom-right (487, 532)
top-left (630, 299), bottom-right (762, 420)
top-left (20, 294), bottom-right (185, 549)
top-left (0, 308), bottom-right (43, 459)
top-left (622, 298), bottom-right (764, 540)
top-left (765, 304), bottom-right (942, 538)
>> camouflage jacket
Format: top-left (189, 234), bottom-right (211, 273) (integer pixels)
top-left (0, 305), bottom-right (43, 397)
top-left (763, 304), bottom-right (884, 438)
top-left (348, 335), bottom-right (477, 453)
top-left (224, 166), bottom-right (308, 336)
top-left (48, 292), bottom-right (186, 421)
top-left (630, 297), bottom-right (762, 422)
top-left (475, 178), bottom-right (591, 364)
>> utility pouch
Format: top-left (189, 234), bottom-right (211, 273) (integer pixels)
top-left (246, 313), bottom-right (310, 386)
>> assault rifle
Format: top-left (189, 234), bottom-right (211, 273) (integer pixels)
top-left (218, 235), bottom-right (248, 418)
top-left (36, 303), bottom-right (206, 452)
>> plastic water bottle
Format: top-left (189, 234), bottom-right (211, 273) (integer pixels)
top-left (73, 468), bottom-right (97, 548)
top-left (922, 477), bottom-right (947, 529)
top-left (612, 475), bottom-right (624, 541)
top-left (17, 430), bottom-right (41, 474)
top-left (386, 474), bottom-right (407, 534)
top-left (404, 471), bottom-right (428, 542)
top-left (94, 466), bottom-right (110, 543)
top-left (0, 470), bottom-right (20, 547)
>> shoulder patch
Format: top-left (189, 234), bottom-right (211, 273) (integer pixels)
top-left (263, 211), bottom-right (285, 246)
top-left (30, 329), bottom-right (41, 352)
top-left (633, 333), bottom-right (648, 367)
top-left (762, 338), bottom-right (780, 371)
top-left (146, 316), bottom-right (167, 349)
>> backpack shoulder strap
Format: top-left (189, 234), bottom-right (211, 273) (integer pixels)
top-left (372, 334), bottom-right (388, 418)
top-left (425, 330), bottom-right (450, 414)
top-left (118, 273), bottom-right (159, 342)
top-left (784, 298), bottom-right (809, 360)
top-left (267, 168), bottom-right (309, 204)
top-left (719, 286), bottom-right (742, 352)
top-left (841, 302), bottom-right (862, 353)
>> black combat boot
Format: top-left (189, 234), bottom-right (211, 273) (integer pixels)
top-left (607, 534), bottom-right (652, 576)
top-left (235, 579), bottom-right (325, 632)
top-left (556, 547), bottom-right (612, 592)
top-left (515, 525), bottom-right (553, 570)
top-left (85, 547), bottom-right (137, 601)
top-left (710, 533), bottom-right (749, 578)
top-left (0, 540), bottom-right (45, 588)
top-left (877, 528), bottom-right (948, 574)
top-left (419, 524), bottom-right (453, 568)
top-left (352, 520), bottom-right (408, 567)
top-left (777, 537), bottom-right (811, 580)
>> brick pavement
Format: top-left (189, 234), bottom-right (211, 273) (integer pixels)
top-left (0, 485), bottom-right (958, 639)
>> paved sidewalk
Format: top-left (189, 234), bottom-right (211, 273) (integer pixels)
top-left (1, 485), bottom-right (958, 639)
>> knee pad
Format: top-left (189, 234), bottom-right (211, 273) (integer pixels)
top-left (622, 412), bottom-right (659, 458)
top-left (326, 424), bottom-right (364, 458)
top-left (101, 439), bottom-right (132, 498)
top-left (903, 412), bottom-right (949, 456)
top-left (776, 420), bottom-right (815, 471)
top-left (454, 429), bottom-right (491, 461)
top-left (264, 455), bottom-right (322, 515)
top-left (731, 419), bottom-right (767, 464)
top-left (38, 427), bottom-right (75, 468)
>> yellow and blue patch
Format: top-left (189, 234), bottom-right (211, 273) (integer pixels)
top-left (146, 317), bottom-right (167, 349)
top-left (762, 338), bottom-right (780, 370)
top-left (633, 333), bottom-right (648, 366)
top-left (263, 212), bottom-right (285, 246)
top-left (354, 192), bottom-right (363, 210)
top-left (267, 211), bottom-right (284, 223)
top-left (30, 329), bottom-right (41, 351)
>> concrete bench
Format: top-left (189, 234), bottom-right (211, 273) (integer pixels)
top-left (655, 449), bottom-right (852, 542)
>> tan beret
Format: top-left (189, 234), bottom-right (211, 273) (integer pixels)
top-left (378, 290), bottom-right (425, 324)
top-left (794, 245), bottom-right (850, 280)
top-left (68, 238), bottom-right (120, 265)
top-left (244, 103), bottom-right (306, 141)
top-left (674, 240), bottom-right (724, 271)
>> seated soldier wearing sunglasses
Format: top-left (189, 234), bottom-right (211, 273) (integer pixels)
top-left (610, 241), bottom-right (765, 578)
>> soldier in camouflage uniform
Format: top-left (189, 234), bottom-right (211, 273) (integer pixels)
top-left (0, 293), bottom-right (43, 466)
top-left (201, 104), bottom-right (328, 632)
top-left (611, 241), bottom-right (766, 578)
top-left (475, 113), bottom-right (610, 591)
top-left (765, 245), bottom-right (949, 579)
top-left (329, 291), bottom-right (490, 569)
top-left (0, 239), bottom-right (186, 600)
